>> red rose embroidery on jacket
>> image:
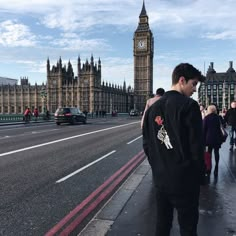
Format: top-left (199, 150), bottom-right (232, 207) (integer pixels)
top-left (155, 116), bottom-right (163, 126)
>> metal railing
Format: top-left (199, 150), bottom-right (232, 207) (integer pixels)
top-left (0, 112), bottom-right (130, 123)
top-left (0, 114), bottom-right (52, 123)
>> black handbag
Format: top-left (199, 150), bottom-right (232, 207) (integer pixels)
top-left (219, 117), bottom-right (228, 143)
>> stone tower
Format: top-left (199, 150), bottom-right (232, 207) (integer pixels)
top-left (133, 0), bottom-right (154, 112)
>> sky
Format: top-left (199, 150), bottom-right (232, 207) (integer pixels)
top-left (0, 0), bottom-right (236, 98)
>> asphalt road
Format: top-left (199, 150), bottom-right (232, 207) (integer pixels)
top-left (0, 116), bottom-right (143, 235)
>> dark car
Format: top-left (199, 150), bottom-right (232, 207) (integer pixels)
top-left (129, 109), bottom-right (139, 116)
top-left (54, 107), bottom-right (87, 125)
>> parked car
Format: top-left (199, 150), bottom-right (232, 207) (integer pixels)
top-left (54, 107), bottom-right (87, 125)
top-left (129, 109), bottom-right (139, 116)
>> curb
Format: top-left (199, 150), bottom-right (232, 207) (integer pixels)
top-left (78, 159), bottom-right (150, 236)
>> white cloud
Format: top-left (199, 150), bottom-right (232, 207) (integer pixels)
top-left (0, 0), bottom-right (236, 94)
top-left (50, 36), bottom-right (111, 52)
top-left (155, 0), bottom-right (236, 39)
top-left (0, 0), bottom-right (236, 38)
top-left (0, 20), bottom-right (37, 47)
top-left (202, 31), bottom-right (236, 40)
top-left (102, 57), bottom-right (133, 86)
top-left (0, 1), bottom-right (142, 33)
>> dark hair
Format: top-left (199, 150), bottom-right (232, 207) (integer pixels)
top-left (156, 88), bottom-right (165, 96)
top-left (172, 63), bottom-right (205, 85)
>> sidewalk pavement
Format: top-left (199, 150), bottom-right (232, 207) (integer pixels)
top-left (79, 141), bottom-right (236, 236)
top-left (0, 120), bottom-right (53, 126)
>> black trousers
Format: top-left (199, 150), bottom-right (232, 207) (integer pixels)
top-left (207, 146), bottom-right (220, 167)
top-left (230, 126), bottom-right (236, 146)
top-left (155, 188), bottom-right (200, 236)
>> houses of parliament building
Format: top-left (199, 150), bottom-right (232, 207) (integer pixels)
top-left (198, 61), bottom-right (236, 111)
top-left (0, 2), bottom-right (153, 114)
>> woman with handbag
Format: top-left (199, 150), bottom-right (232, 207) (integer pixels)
top-left (203, 105), bottom-right (222, 176)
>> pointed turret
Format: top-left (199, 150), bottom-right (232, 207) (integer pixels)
top-left (58, 56), bottom-right (62, 72)
top-left (207, 62), bottom-right (216, 75)
top-left (90, 54), bottom-right (94, 72)
top-left (47, 57), bottom-right (50, 72)
top-left (227, 61), bottom-right (235, 73)
top-left (140, 0), bottom-right (147, 17)
top-left (77, 55), bottom-right (81, 78)
top-left (59, 56), bottom-right (62, 66)
top-left (136, 0), bottom-right (149, 32)
top-left (68, 60), bottom-right (73, 74)
top-left (98, 57), bottom-right (101, 71)
top-left (123, 79), bottom-right (126, 90)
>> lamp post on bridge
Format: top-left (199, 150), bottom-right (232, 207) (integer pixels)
top-left (40, 87), bottom-right (47, 115)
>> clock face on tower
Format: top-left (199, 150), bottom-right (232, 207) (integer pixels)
top-left (137, 40), bottom-right (146, 49)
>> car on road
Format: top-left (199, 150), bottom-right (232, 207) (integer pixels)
top-left (129, 109), bottom-right (139, 116)
top-left (54, 107), bottom-right (87, 125)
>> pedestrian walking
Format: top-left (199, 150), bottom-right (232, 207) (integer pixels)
top-left (142, 63), bottom-right (206, 236)
top-left (33, 108), bottom-right (39, 121)
top-left (46, 110), bottom-right (50, 120)
top-left (24, 107), bottom-right (31, 123)
top-left (221, 107), bottom-right (227, 123)
top-left (203, 105), bottom-right (222, 176)
top-left (141, 88), bottom-right (165, 129)
top-left (224, 101), bottom-right (236, 150)
top-left (199, 104), bottom-right (206, 119)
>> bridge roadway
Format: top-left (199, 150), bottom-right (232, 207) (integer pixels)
top-left (0, 116), bottom-right (143, 235)
top-left (1, 118), bottom-right (236, 235)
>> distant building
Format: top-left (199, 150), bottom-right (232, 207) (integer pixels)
top-left (0, 2), bottom-right (152, 114)
top-left (133, 1), bottom-right (154, 112)
top-left (0, 57), bottom-right (134, 114)
top-left (46, 56), bottom-right (134, 114)
top-left (198, 61), bottom-right (236, 111)
top-left (0, 77), bottom-right (46, 114)
top-left (0, 77), bottom-right (17, 85)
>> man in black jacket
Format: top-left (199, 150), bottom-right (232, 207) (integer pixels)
top-left (224, 101), bottom-right (236, 150)
top-left (143, 63), bottom-right (205, 236)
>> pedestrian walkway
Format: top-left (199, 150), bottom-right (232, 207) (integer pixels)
top-left (0, 120), bottom-right (53, 126)
top-left (79, 140), bottom-right (236, 236)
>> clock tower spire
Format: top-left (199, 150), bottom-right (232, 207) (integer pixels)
top-left (133, 0), bottom-right (154, 112)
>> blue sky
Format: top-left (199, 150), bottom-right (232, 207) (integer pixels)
top-left (0, 0), bottom-right (236, 98)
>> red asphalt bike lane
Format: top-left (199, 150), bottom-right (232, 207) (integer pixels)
top-left (45, 150), bottom-right (146, 236)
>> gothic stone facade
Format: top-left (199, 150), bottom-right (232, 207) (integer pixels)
top-left (0, 57), bottom-right (134, 114)
top-left (133, 1), bottom-right (154, 112)
top-left (46, 56), bottom-right (134, 114)
top-left (0, 77), bottom-right (47, 114)
top-left (198, 61), bottom-right (236, 111)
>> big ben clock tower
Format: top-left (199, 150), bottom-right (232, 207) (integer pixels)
top-left (133, 1), bottom-right (154, 112)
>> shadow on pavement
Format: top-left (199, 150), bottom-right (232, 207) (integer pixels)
top-left (105, 140), bottom-right (236, 236)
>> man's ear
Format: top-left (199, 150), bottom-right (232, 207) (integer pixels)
top-left (179, 76), bottom-right (186, 85)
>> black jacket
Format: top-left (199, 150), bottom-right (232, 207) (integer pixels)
top-left (203, 113), bottom-right (222, 148)
top-left (225, 108), bottom-right (236, 126)
top-left (143, 91), bottom-right (205, 194)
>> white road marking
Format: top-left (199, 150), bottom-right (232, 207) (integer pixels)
top-left (56, 150), bottom-right (116, 183)
top-left (0, 121), bottom-right (139, 157)
top-left (127, 135), bottom-right (142, 144)
top-left (0, 136), bottom-right (10, 140)
top-left (31, 129), bottom-right (58, 134)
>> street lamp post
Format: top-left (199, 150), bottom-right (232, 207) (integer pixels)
top-left (110, 98), bottom-right (113, 114)
top-left (40, 87), bottom-right (47, 115)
